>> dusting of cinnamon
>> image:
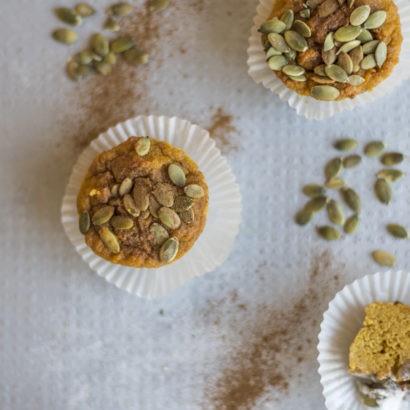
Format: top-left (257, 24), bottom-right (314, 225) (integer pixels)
top-left (207, 107), bottom-right (239, 155)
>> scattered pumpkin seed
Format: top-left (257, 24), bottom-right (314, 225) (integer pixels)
top-left (311, 75), bottom-right (335, 84)
top-left (281, 10), bottom-right (295, 30)
top-left (372, 250), bottom-right (396, 267)
top-left (299, 9), bottom-right (310, 18)
top-left (55, 7), bottom-right (82, 26)
top-left (322, 48), bottom-right (337, 66)
top-left (325, 177), bottom-right (346, 189)
top-left (104, 17), bottom-right (120, 31)
top-left (337, 40), bottom-right (361, 55)
top-left (361, 54), bottom-right (376, 70)
top-left (99, 226), bottom-right (120, 253)
top-left (337, 53), bottom-right (353, 75)
top-left (150, 223), bottom-right (170, 245)
top-left (347, 75), bottom-right (365, 85)
top-left (362, 396), bottom-right (379, 408)
top-left (295, 209), bottom-right (313, 225)
top-left (288, 75), bottom-right (307, 82)
top-left (282, 64), bottom-right (305, 77)
top-left (350, 5), bottom-right (371, 26)
top-left (119, 177), bottom-right (133, 196)
top-left (304, 196), bottom-right (327, 213)
top-left (180, 208), bottom-right (194, 224)
top-left (184, 184), bottom-right (205, 199)
top-left (111, 184), bottom-right (119, 197)
top-left (79, 212), bottom-right (91, 234)
top-left (268, 33), bottom-right (290, 53)
top-left (123, 194), bottom-right (140, 217)
top-left (92, 206), bottom-right (114, 225)
top-left (344, 214), bottom-right (359, 234)
top-left (375, 178), bottom-right (392, 204)
top-left (311, 85), bottom-right (340, 100)
top-left (325, 64), bottom-right (348, 83)
top-left (325, 157), bottom-right (343, 180)
top-left (375, 41), bottom-right (387, 67)
top-left (266, 47), bottom-right (282, 58)
top-left (362, 40), bottom-right (379, 55)
top-left (334, 25), bottom-right (361, 42)
top-left (159, 237), bottom-right (179, 263)
top-left (357, 29), bottom-right (373, 43)
top-left (104, 52), bottom-right (117, 65)
top-left (153, 183), bottom-right (175, 207)
top-left (314, 65), bottom-right (326, 76)
top-left (341, 187), bottom-right (361, 212)
top-left (334, 138), bottom-right (358, 151)
top-left (159, 207), bottom-right (181, 230)
top-left (303, 184), bottom-right (326, 197)
top-left (148, 0), bottom-right (170, 12)
top-left (110, 2), bottom-right (133, 17)
top-left (66, 60), bottom-right (91, 81)
top-left (74, 3), bottom-right (96, 17)
top-left (168, 163), bottom-right (186, 187)
top-left (52, 28), bottom-right (78, 45)
top-left (343, 154), bottom-right (362, 168)
top-left (124, 48), bottom-right (149, 65)
top-left (74, 50), bottom-right (94, 65)
top-left (317, 225), bottom-right (341, 241)
top-left (259, 18), bottom-right (287, 34)
top-left (323, 33), bottom-right (334, 52)
top-left (111, 216), bottom-right (134, 230)
top-left (380, 152), bottom-right (404, 166)
top-left (364, 141), bottom-right (386, 157)
top-left (91, 34), bottom-right (109, 56)
top-left (376, 169), bottom-right (404, 182)
top-left (284, 30), bottom-right (308, 52)
top-left (327, 199), bottom-right (346, 226)
top-left (364, 10), bottom-right (387, 30)
top-left (94, 61), bottom-right (112, 75)
top-left (293, 20), bottom-right (311, 38)
top-left (350, 46), bottom-right (364, 72)
top-left (387, 224), bottom-right (408, 239)
top-left (173, 196), bottom-right (193, 212)
top-left (111, 36), bottom-right (134, 53)
top-left (135, 137), bottom-right (151, 156)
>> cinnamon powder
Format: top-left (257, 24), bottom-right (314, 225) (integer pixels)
top-left (207, 107), bottom-right (239, 155)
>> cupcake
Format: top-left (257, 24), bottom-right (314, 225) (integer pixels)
top-left (258, 0), bottom-right (402, 101)
top-left (77, 136), bottom-right (209, 268)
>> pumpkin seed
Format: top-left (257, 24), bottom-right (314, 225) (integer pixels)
top-left (119, 177), bottom-right (133, 196)
top-left (314, 65), bottom-right (327, 76)
top-left (123, 194), bottom-right (140, 217)
top-left (184, 184), bottom-right (205, 199)
top-left (334, 25), bottom-right (362, 42)
top-left (268, 33), bottom-right (290, 52)
top-left (375, 178), bottom-right (392, 204)
top-left (343, 155), bottom-right (362, 168)
top-left (350, 5), bottom-right (371, 26)
top-left (337, 40), bottom-right (361, 55)
top-left (350, 46), bottom-right (364, 72)
top-left (281, 10), bottom-right (295, 30)
top-left (293, 20), bottom-right (311, 38)
top-left (66, 60), bottom-right (91, 81)
top-left (362, 40), bottom-right (379, 55)
top-left (282, 64), bottom-right (305, 77)
top-left (75, 3), bottom-right (96, 17)
top-left (295, 209), bottom-right (313, 226)
top-left (159, 207), bottom-right (181, 230)
top-left (289, 75), bottom-right (307, 82)
top-left (302, 184), bottom-right (326, 197)
top-left (311, 85), bottom-right (340, 100)
top-left (325, 177), bottom-right (346, 189)
top-left (364, 10), bottom-right (387, 29)
top-left (149, 195), bottom-right (161, 218)
top-left (377, 169), bottom-right (404, 182)
top-left (133, 183), bottom-right (150, 211)
top-left (159, 237), bottom-right (179, 263)
top-left (317, 226), bottom-right (341, 241)
top-left (111, 36), bottom-right (134, 53)
top-left (92, 206), bottom-right (114, 225)
top-left (79, 212), bottom-right (91, 234)
top-left (348, 0), bottom-right (355, 8)
top-left (266, 47), bottom-right (282, 58)
top-left (99, 226), bottom-right (120, 253)
top-left (111, 184), bottom-right (119, 197)
top-left (173, 196), bottom-right (193, 212)
top-left (110, 2), bottom-right (133, 17)
top-left (372, 250), bottom-right (396, 267)
top-left (375, 41), bottom-right (387, 67)
top-left (104, 17), bottom-right (120, 31)
top-left (259, 18), bottom-right (287, 34)
top-left (94, 61), bottom-right (112, 75)
top-left (357, 29), bottom-right (373, 43)
top-left (168, 163), bottom-right (186, 187)
top-left (387, 224), bottom-right (408, 239)
top-left (150, 223), bottom-right (169, 245)
top-left (148, 0), bottom-right (170, 12)
top-left (55, 7), bottom-right (82, 26)
top-left (337, 53), bottom-right (353, 75)
top-left (103, 52), bottom-right (116, 65)
top-left (341, 187), bottom-right (361, 212)
top-left (304, 196), bottom-right (327, 213)
top-left (347, 75), bottom-right (365, 85)
top-left (364, 141), bottom-right (386, 157)
top-left (381, 152), bottom-right (404, 166)
top-left (325, 157), bottom-right (343, 180)
top-left (334, 138), bottom-right (358, 151)
top-left (268, 55), bottom-right (288, 71)
top-left (287, 48), bottom-right (298, 61)
top-left (91, 34), bottom-right (109, 56)
top-left (52, 28), bottom-right (78, 45)
top-left (111, 216), bottom-right (134, 230)
top-left (311, 75), bottom-right (335, 84)
top-left (344, 214), bottom-right (359, 234)
top-left (323, 33), bottom-right (334, 52)
top-left (135, 137), bottom-right (151, 156)
top-left (322, 48), bottom-right (337, 66)
top-left (125, 48), bottom-right (149, 65)
top-left (153, 183), bottom-right (175, 207)
top-left (327, 199), bottom-right (345, 226)
top-left (284, 30), bottom-right (308, 52)
top-left (361, 54), bottom-right (376, 70)
top-left (91, 52), bottom-right (103, 62)
top-left (74, 50), bottom-right (93, 65)
top-left (318, 0), bottom-right (339, 17)
top-left (299, 9), bottom-right (310, 18)
top-left (180, 208), bottom-right (194, 224)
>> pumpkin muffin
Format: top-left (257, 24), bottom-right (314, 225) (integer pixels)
top-left (77, 137), bottom-right (209, 268)
top-left (259, 0), bottom-right (402, 101)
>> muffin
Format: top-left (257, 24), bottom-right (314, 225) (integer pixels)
top-left (259, 0), bottom-right (402, 101)
top-left (348, 302), bottom-right (410, 405)
top-left (77, 136), bottom-right (209, 268)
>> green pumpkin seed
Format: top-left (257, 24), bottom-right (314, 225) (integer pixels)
top-left (110, 2), bottom-right (133, 17)
top-left (376, 169), bottom-right (404, 182)
top-left (372, 250), bottom-right (396, 267)
top-left (343, 154), bottom-right (362, 168)
top-left (66, 60), bottom-right (90, 81)
top-left (119, 177), bottom-right (133, 196)
top-left (150, 223), bottom-right (169, 245)
top-left (111, 184), bottom-right (119, 197)
top-left (347, 75), bottom-right (365, 85)
top-left (338, 40), bottom-right (361, 55)
top-left (288, 75), bottom-right (307, 82)
top-left (281, 10), bottom-right (294, 30)
top-left (266, 47), bottom-right (282, 58)
top-left (153, 183), bottom-right (175, 207)
top-left (311, 85), bottom-right (340, 100)
top-left (79, 212), bottom-right (91, 234)
top-left (323, 33), bottom-right (334, 52)
top-left (282, 64), bottom-right (305, 77)
top-left (304, 196), bottom-right (327, 213)
top-left (99, 226), bottom-right (120, 253)
top-left (375, 178), bottom-right (392, 204)
top-left (381, 152), bottom-right (404, 166)
top-left (74, 50), bottom-right (93, 65)
top-left (322, 48), bottom-right (337, 65)
top-left (311, 75), bottom-right (335, 84)
top-left (173, 196), bottom-right (193, 212)
top-left (123, 194), bottom-right (140, 217)
top-left (295, 209), bottom-right (313, 226)
top-left (302, 184), bottom-right (326, 197)
top-left (104, 52), bottom-right (117, 65)
top-left (111, 216), bottom-right (134, 230)
top-left (284, 30), bottom-right (308, 52)
top-left (325, 177), bottom-right (346, 189)
top-left (184, 184), bottom-right (205, 199)
top-left (91, 34), bottom-right (109, 56)
top-left (92, 206), bottom-right (114, 225)
top-left (111, 36), bottom-right (134, 53)
top-left (286, 48), bottom-right (297, 61)
top-left (124, 48), bottom-right (149, 65)
top-left (159, 237), bottom-right (179, 263)
top-left (364, 10), bottom-right (387, 30)
top-left (314, 65), bottom-right (327, 76)
top-left (159, 207), bottom-right (181, 230)
top-left (362, 40), bottom-right (379, 55)
top-left (168, 163), bottom-right (186, 187)
top-left (341, 187), bottom-right (361, 212)
top-left (74, 3), bottom-right (96, 17)
top-left (327, 199), bottom-right (345, 226)
top-left (375, 41), bottom-right (387, 67)
top-left (135, 137), bottom-right (151, 156)
top-left (268, 33), bottom-right (290, 53)
top-left (293, 20), bottom-right (311, 38)
top-left (318, 0), bottom-right (339, 17)
top-left (344, 214), bottom-right (359, 234)
top-left (133, 183), bottom-right (150, 211)
top-left (350, 46), bottom-right (364, 72)
top-left (337, 53), bottom-right (353, 75)
top-left (259, 18), bottom-right (287, 34)
top-left (94, 61), bottom-right (112, 75)
top-left (334, 25), bottom-right (362, 42)
top-left (91, 52), bottom-right (103, 62)
top-left (357, 29), bottom-right (373, 43)
top-left (334, 138), bottom-right (358, 151)
top-left (299, 9), bottom-right (310, 18)
top-left (148, 0), bottom-right (170, 12)
top-left (180, 208), bottom-right (194, 224)
top-left (52, 28), bottom-right (78, 45)
top-left (387, 224), bottom-right (408, 239)
top-left (104, 17), bottom-right (120, 32)
top-left (55, 7), bottom-right (82, 26)
top-left (350, 5), bottom-right (371, 26)
top-left (364, 141), bottom-right (386, 157)
top-left (317, 226), bottom-right (341, 241)
top-left (361, 54), bottom-right (376, 70)
top-left (325, 157), bottom-right (343, 180)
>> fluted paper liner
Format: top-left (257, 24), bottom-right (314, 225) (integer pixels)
top-left (247, 0), bottom-right (410, 120)
top-left (61, 115), bottom-right (242, 299)
top-left (317, 271), bottom-right (410, 410)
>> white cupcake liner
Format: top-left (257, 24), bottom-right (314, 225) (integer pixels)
top-left (247, 0), bottom-right (410, 120)
top-left (61, 115), bottom-right (242, 299)
top-left (318, 271), bottom-right (410, 410)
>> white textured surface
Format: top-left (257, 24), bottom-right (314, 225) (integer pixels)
top-left (2, 1), bottom-right (410, 409)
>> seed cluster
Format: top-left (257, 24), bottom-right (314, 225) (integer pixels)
top-left (79, 137), bottom-right (206, 264)
top-left (295, 138), bottom-right (407, 267)
top-left (51, 1), bottom-right (170, 81)
top-left (259, 0), bottom-right (388, 100)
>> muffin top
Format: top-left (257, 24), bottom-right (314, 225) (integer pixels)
top-left (77, 137), bottom-right (209, 268)
top-left (348, 302), bottom-right (410, 383)
top-left (260, 0), bottom-right (402, 100)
